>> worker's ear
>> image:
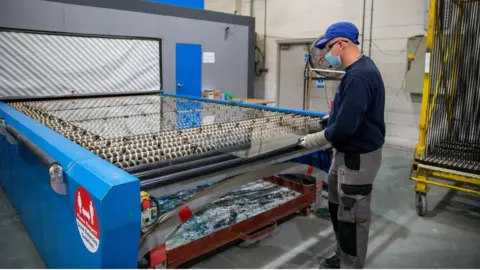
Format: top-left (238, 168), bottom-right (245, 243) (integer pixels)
top-left (338, 40), bottom-right (347, 53)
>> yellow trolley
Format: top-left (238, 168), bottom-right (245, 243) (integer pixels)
top-left (410, 0), bottom-right (480, 216)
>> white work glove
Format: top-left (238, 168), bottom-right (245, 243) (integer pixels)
top-left (298, 130), bottom-right (329, 149)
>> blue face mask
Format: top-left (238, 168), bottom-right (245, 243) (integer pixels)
top-left (325, 51), bottom-right (342, 66)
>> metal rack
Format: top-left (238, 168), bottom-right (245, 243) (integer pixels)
top-left (410, 0), bottom-right (480, 216)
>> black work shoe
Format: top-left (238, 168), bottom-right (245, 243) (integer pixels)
top-left (319, 254), bottom-right (340, 269)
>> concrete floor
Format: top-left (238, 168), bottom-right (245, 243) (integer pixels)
top-left (0, 189), bottom-right (44, 268)
top-left (1, 148), bottom-right (480, 268)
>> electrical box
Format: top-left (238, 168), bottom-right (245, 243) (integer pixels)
top-left (405, 35), bottom-right (426, 94)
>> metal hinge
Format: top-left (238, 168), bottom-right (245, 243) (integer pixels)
top-left (0, 118), bottom-right (5, 136)
top-left (0, 119), bottom-right (18, 145)
top-left (49, 163), bottom-right (67, 195)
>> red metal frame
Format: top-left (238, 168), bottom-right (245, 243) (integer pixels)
top-left (162, 175), bottom-right (316, 268)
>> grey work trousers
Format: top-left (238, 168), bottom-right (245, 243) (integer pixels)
top-left (327, 148), bottom-right (382, 269)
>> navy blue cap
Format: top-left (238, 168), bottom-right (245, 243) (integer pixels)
top-left (315, 21), bottom-right (360, 49)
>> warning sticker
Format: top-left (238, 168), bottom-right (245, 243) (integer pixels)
top-left (316, 79), bottom-right (325, 89)
top-left (74, 187), bottom-right (100, 253)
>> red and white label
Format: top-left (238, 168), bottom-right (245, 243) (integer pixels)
top-left (150, 243), bottom-right (167, 268)
top-left (74, 187), bottom-right (100, 253)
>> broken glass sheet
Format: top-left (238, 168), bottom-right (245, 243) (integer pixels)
top-left (163, 180), bottom-right (301, 250)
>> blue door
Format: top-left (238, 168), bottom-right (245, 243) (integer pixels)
top-left (176, 43), bottom-right (202, 129)
top-left (176, 43), bottom-right (202, 96)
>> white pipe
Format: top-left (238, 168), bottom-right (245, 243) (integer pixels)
top-left (250, 0), bottom-right (254, 17)
top-left (309, 68), bottom-right (346, 74)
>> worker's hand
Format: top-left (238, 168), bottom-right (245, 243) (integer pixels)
top-left (298, 131), bottom-right (329, 149)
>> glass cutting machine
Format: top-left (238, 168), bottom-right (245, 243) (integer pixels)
top-left (0, 29), bottom-right (330, 268)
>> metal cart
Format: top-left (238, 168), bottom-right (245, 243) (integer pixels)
top-left (410, 0), bottom-right (480, 216)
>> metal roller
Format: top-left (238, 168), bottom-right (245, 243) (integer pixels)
top-left (125, 142), bottom-right (252, 174)
top-left (9, 95), bottom-right (322, 170)
top-left (134, 154), bottom-right (240, 180)
top-left (139, 143), bottom-right (303, 190)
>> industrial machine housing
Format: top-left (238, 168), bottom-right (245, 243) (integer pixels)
top-left (0, 2), bottom-right (331, 267)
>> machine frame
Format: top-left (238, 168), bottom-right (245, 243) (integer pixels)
top-left (0, 92), bottom-right (331, 268)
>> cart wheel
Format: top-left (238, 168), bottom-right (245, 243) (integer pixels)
top-left (415, 192), bottom-right (427, 217)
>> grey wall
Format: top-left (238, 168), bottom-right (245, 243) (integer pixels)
top-left (0, 0), bottom-right (253, 98)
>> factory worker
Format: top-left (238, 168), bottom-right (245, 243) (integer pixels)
top-left (299, 21), bottom-right (385, 269)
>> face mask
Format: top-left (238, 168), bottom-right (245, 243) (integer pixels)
top-left (325, 51), bottom-right (342, 66)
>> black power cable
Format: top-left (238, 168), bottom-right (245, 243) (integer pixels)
top-left (255, 46), bottom-right (266, 76)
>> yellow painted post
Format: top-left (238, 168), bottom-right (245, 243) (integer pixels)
top-left (415, 0), bottom-right (437, 159)
top-left (412, 167), bottom-right (429, 193)
top-left (415, 180), bottom-right (429, 194)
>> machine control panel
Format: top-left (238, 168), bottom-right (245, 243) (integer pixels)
top-left (141, 191), bottom-right (158, 232)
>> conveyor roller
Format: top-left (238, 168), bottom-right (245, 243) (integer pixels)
top-left (9, 95), bottom-right (323, 170)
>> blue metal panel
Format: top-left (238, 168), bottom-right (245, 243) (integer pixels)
top-left (0, 122), bottom-right (11, 191)
top-left (145, 0), bottom-right (204, 9)
top-left (0, 102), bottom-right (140, 268)
top-left (176, 43), bottom-right (202, 129)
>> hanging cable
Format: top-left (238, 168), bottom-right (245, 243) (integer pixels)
top-left (254, 45), bottom-right (266, 76)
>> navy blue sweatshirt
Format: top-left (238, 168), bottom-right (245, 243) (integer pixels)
top-left (324, 55), bottom-right (386, 153)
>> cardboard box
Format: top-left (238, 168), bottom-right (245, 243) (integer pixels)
top-left (202, 90), bottom-right (221, 100)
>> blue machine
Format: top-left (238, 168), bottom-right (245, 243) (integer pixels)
top-left (0, 96), bottom-right (331, 268)
top-left (0, 104), bottom-right (140, 268)
top-left (0, 29), bottom-right (331, 269)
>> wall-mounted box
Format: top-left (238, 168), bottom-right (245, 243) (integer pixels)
top-left (405, 35), bottom-right (426, 94)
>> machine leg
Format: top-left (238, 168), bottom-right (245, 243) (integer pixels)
top-left (303, 207), bottom-right (310, 217)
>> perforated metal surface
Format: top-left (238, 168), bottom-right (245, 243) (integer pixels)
top-left (0, 30), bottom-right (161, 98)
top-left (9, 95), bottom-right (322, 169)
